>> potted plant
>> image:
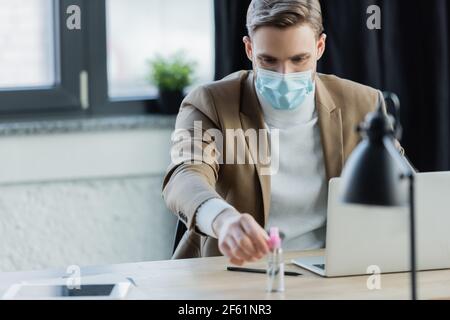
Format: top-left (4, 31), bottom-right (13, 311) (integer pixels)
top-left (148, 52), bottom-right (196, 114)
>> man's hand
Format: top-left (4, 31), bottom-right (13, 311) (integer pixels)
top-left (212, 209), bottom-right (270, 266)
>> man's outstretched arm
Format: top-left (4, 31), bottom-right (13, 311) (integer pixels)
top-left (162, 87), bottom-right (269, 264)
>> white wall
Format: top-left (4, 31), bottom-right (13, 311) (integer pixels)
top-left (0, 126), bottom-right (177, 272)
top-left (0, 129), bottom-right (172, 184)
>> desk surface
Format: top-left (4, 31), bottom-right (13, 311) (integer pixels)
top-left (1, 250), bottom-right (450, 300)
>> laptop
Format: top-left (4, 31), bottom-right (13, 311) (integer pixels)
top-left (292, 172), bottom-right (450, 277)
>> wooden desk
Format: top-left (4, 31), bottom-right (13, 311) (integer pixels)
top-left (1, 250), bottom-right (450, 300)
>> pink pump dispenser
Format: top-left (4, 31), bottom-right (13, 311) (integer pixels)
top-left (268, 227), bottom-right (282, 250)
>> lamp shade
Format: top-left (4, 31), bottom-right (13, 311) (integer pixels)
top-left (340, 109), bottom-right (406, 206)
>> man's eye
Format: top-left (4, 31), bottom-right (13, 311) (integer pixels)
top-left (292, 57), bottom-right (306, 64)
top-left (263, 58), bottom-right (276, 64)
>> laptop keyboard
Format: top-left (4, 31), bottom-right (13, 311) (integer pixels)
top-left (313, 264), bottom-right (325, 270)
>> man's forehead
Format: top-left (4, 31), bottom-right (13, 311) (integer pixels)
top-left (250, 25), bottom-right (318, 54)
top-left (251, 24), bottom-right (317, 41)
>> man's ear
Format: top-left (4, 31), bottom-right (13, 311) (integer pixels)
top-left (243, 36), bottom-right (254, 62)
top-left (316, 33), bottom-right (327, 61)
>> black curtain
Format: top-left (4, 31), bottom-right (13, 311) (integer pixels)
top-left (214, 0), bottom-right (252, 79)
top-left (214, 0), bottom-right (450, 172)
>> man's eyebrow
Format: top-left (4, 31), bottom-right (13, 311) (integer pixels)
top-left (257, 53), bottom-right (311, 60)
top-left (290, 53), bottom-right (311, 59)
top-left (257, 54), bottom-right (277, 59)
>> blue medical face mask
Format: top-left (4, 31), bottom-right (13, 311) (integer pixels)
top-left (255, 68), bottom-right (314, 111)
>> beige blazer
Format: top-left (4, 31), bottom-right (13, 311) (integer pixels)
top-left (162, 70), bottom-right (394, 259)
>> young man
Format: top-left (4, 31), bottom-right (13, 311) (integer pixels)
top-left (162, 0), bottom-right (403, 266)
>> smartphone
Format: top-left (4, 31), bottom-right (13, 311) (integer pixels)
top-left (2, 282), bottom-right (132, 300)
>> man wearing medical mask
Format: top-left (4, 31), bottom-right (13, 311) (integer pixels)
top-left (163, 0), bottom-right (404, 265)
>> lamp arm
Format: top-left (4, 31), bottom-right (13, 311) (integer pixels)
top-left (407, 171), bottom-right (417, 300)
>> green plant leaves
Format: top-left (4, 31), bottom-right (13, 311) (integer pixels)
top-left (148, 51), bottom-right (197, 91)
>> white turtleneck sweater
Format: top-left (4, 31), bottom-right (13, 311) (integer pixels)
top-left (196, 82), bottom-right (328, 251)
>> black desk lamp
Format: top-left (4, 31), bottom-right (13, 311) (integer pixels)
top-left (339, 92), bottom-right (417, 300)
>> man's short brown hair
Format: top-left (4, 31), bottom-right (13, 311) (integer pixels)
top-left (246, 0), bottom-right (324, 39)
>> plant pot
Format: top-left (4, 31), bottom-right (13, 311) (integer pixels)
top-left (157, 89), bottom-right (184, 115)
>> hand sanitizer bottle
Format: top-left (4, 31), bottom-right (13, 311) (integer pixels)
top-left (267, 227), bottom-right (285, 293)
